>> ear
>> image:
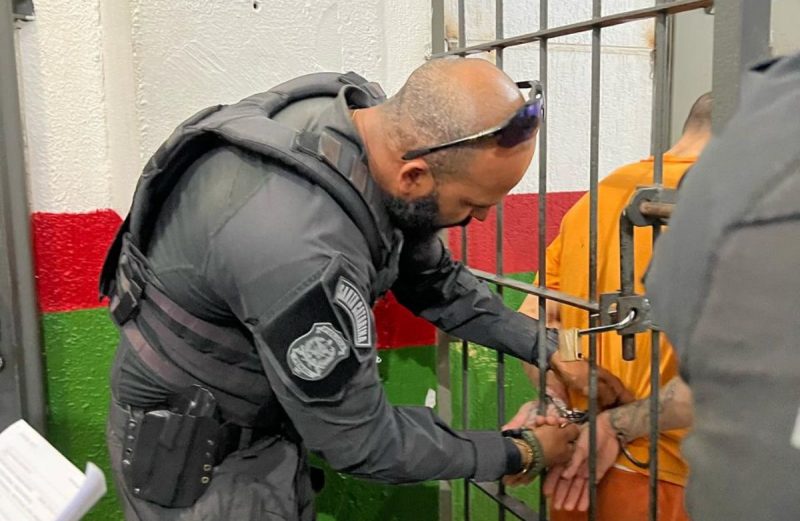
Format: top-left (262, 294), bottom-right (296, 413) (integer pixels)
top-left (397, 158), bottom-right (436, 198)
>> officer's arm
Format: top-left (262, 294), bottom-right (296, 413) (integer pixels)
top-left (241, 253), bottom-right (521, 483)
top-left (392, 234), bottom-right (558, 366)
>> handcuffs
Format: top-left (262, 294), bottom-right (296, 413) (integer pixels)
top-left (544, 393), bottom-right (649, 468)
top-left (545, 393), bottom-right (588, 425)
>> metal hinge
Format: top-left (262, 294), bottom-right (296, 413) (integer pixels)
top-left (625, 185), bottom-right (678, 227)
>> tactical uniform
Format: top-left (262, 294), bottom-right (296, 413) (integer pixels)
top-left (101, 72), bottom-right (557, 520)
top-left (647, 53), bottom-right (800, 521)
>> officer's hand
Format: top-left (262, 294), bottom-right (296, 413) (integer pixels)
top-left (502, 399), bottom-right (561, 431)
top-left (550, 357), bottom-right (635, 410)
top-left (503, 423), bottom-right (580, 487)
top-left (536, 423), bottom-right (581, 468)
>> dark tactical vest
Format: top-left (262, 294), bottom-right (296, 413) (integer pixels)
top-left (99, 72), bottom-right (395, 427)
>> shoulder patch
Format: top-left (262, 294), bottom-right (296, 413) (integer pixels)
top-left (287, 323), bottom-right (350, 381)
top-left (335, 277), bottom-right (373, 348)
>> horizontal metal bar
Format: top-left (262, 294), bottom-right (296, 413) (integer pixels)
top-left (471, 269), bottom-right (600, 312)
top-left (432, 0), bottom-right (712, 58)
top-left (471, 481), bottom-right (538, 521)
top-left (639, 201), bottom-right (673, 219)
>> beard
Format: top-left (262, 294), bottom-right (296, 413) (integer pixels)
top-left (383, 191), bottom-right (472, 239)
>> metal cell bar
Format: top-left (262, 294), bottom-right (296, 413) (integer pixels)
top-left (473, 481), bottom-right (538, 521)
top-left (648, 2), bottom-right (672, 518)
top-left (618, 214), bottom-right (636, 361)
top-left (536, 1), bottom-right (549, 519)
top-left (0, 0), bottom-right (46, 433)
top-left (456, 4), bottom-right (470, 518)
top-left (462, 334), bottom-right (470, 521)
top-left (494, 3), bottom-right (506, 520)
top-left (432, 0), bottom-right (711, 58)
top-left (711, 0), bottom-right (771, 132)
top-left (587, 0), bottom-right (602, 518)
top-left (431, 3), bottom-right (452, 520)
top-left (458, 0), bottom-right (466, 51)
top-left (432, 0), bottom-right (446, 63)
top-left (471, 270), bottom-right (600, 313)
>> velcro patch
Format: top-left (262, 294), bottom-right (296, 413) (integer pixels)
top-left (288, 323), bottom-right (350, 381)
top-left (335, 277), bottom-right (373, 348)
top-left (258, 258), bottom-right (363, 401)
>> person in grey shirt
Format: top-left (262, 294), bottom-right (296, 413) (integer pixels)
top-left (103, 58), bottom-right (581, 521)
top-left (646, 51), bottom-right (800, 521)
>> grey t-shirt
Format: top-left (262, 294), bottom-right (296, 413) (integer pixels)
top-left (646, 52), bottom-right (800, 520)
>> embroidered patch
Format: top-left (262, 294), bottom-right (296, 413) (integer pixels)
top-left (287, 323), bottom-right (350, 381)
top-left (335, 277), bottom-right (372, 347)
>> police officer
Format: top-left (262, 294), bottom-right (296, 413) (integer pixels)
top-left (102, 58), bottom-right (580, 521)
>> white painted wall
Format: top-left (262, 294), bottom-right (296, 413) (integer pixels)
top-left (16, 0), bottom-right (659, 215)
top-left (17, 1), bottom-right (114, 213)
top-left (17, 0), bottom-right (431, 215)
top-left (447, 0), bottom-right (656, 194)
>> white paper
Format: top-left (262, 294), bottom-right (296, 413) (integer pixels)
top-left (0, 420), bottom-right (107, 521)
top-left (425, 388), bottom-right (437, 409)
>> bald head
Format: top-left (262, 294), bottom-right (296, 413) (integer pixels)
top-left (682, 92), bottom-right (713, 135)
top-left (378, 58), bottom-right (525, 178)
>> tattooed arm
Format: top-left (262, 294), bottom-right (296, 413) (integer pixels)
top-left (544, 377), bottom-right (694, 512)
top-left (607, 376), bottom-right (694, 443)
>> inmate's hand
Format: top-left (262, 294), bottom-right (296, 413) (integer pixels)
top-left (550, 357), bottom-right (635, 410)
top-left (503, 400), bottom-right (561, 431)
top-left (543, 412), bottom-right (620, 511)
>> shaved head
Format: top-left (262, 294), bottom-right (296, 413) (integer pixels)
top-left (682, 92), bottom-right (713, 135)
top-left (353, 57), bottom-right (536, 235)
top-left (378, 58), bottom-right (525, 179)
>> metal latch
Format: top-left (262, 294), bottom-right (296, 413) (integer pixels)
top-left (557, 308), bottom-right (639, 362)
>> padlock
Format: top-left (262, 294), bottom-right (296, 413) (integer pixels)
top-left (557, 328), bottom-right (582, 362)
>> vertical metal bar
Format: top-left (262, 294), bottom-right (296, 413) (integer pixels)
top-left (462, 222), bottom-right (470, 521)
top-left (462, 336), bottom-right (470, 521)
top-left (437, 328), bottom-right (454, 521)
top-left (457, 3), bottom-right (469, 518)
top-left (588, 1), bottom-right (602, 519)
top-left (618, 215), bottom-right (636, 361)
top-left (0, 0), bottom-right (46, 434)
top-left (648, 3), bottom-right (671, 520)
top-left (458, 0), bottom-right (466, 51)
top-left (432, 3), bottom-right (452, 520)
top-left (431, 0), bottom-right (446, 60)
top-left (494, 3), bottom-right (505, 520)
top-left (536, 2), bottom-right (549, 518)
top-left (457, 4), bottom-right (469, 519)
top-left (711, 0), bottom-right (771, 132)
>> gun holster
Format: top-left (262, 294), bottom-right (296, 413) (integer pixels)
top-left (121, 386), bottom-right (221, 508)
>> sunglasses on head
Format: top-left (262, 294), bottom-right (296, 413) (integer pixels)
top-left (401, 80), bottom-right (544, 161)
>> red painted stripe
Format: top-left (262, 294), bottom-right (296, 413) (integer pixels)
top-left (374, 292), bottom-right (437, 349)
top-left (32, 192), bottom-right (583, 348)
top-left (448, 191), bottom-right (583, 273)
top-left (32, 210), bottom-right (123, 313)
